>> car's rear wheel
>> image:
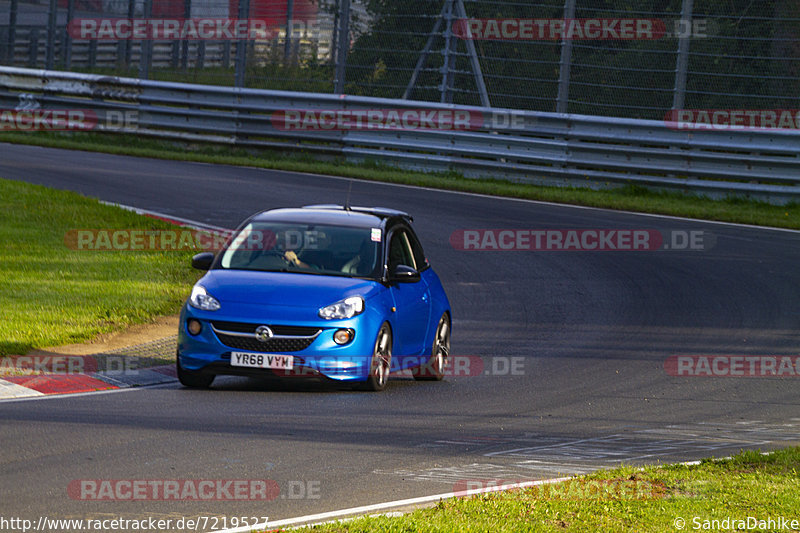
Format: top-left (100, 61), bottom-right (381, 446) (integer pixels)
top-left (359, 323), bottom-right (392, 391)
top-left (176, 351), bottom-right (215, 389)
top-left (413, 312), bottom-right (450, 381)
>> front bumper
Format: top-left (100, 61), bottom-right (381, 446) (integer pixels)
top-left (177, 303), bottom-right (383, 382)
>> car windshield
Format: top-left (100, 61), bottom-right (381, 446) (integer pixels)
top-left (219, 221), bottom-right (381, 277)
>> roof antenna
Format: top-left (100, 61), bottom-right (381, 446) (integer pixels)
top-left (344, 180), bottom-right (353, 211)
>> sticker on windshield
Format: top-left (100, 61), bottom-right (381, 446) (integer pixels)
top-left (371, 228), bottom-right (382, 242)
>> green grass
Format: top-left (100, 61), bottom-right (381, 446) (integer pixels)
top-left (1, 131), bottom-right (798, 230)
top-left (296, 447), bottom-right (800, 532)
top-left (0, 178), bottom-right (199, 356)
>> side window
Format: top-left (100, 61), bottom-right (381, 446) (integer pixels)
top-left (406, 229), bottom-right (428, 269)
top-left (388, 230), bottom-right (415, 271)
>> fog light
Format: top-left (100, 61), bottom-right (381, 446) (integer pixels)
top-left (187, 319), bottom-right (202, 336)
top-left (333, 328), bottom-right (354, 345)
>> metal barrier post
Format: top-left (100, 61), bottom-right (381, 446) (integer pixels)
top-left (181, 0), bottom-right (191, 70)
top-left (88, 38), bottom-right (97, 68)
top-left (64, 0), bottom-right (74, 68)
top-left (455, 0), bottom-right (490, 107)
top-left (122, 0), bottom-right (136, 68)
top-left (0, 27), bottom-right (6, 64)
top-left (440, 0), bottom-right (456, 104)
top-left (234, 0), bottom-right (250, 87)
top-left (6, 0), bottom-right (18, 64)
top-left (28, 28), bottom-right (39, 67)
top-left (284, 0), bottom-right (294, 64)
top-left (138, 0), bottom-right (153, 79)
top-left (333, 0), bottom-right (350, 94)
top-left (46, 0), bottom-right (58, 68)
top-left (672, 0), bottom-right (694, 110)
top-left (556, 0), bottom-right (576, 113)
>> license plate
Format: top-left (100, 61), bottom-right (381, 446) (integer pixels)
top-left (230, 352), bottom-right (294, 370)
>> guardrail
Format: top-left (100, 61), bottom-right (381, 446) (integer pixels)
top-left (1, 66), bottom-right (799, 204)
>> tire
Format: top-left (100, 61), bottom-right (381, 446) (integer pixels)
top-left (176, 351), bottom-right (215, 389)
top-left (412, 312), bottom-right (450, 381)
top-left (358, 323), bottom-right (392, 391)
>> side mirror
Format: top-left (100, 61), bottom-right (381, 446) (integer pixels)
top-left (191, 252), bottom-right (215, 271)
top-left (391, 264), bottom-right (421, 283)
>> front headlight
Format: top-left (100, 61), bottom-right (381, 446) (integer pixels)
top-left (318, 296), bottom-right (364, 320)
top-left (189, 284), bottom-right (221, 311)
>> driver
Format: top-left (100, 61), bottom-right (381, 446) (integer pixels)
top-left (278, 230), bottom-right (311, 268)
top-left (284, 249), bottom-right (309, 268)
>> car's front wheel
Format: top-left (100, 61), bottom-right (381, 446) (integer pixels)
top-left (176, 351), bottom-right (215, 389)
top-left (359, 323), bottom-right (392, 391)
top-left (413, 312), bottom-right (450, 381)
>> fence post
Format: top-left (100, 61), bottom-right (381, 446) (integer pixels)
top-left (333, 0), bottom-right (350, 94)
top-left (64, 0), bottom-right (74, 68)
top-left (180, 0), bottom-right (191, 69)
top-left (197, 40), bottom-right (205, 69)
top-left (455, 0), bottom-right (490, 107)
top-left (6, 0), bottom-right (18, 64)
top-left (330, 0), bottom-right (339, 66)
top-left (88, 38), bottom-right (97, 68)
top-left (284, 0), bottom-right (294, 64)
top-left (556, 0), bottom-right (576, 113)
top-left (234, 0), bottom-right (250, 87)
top-left (0, 27), bottom-right (6, 64)
top-left (222, 41), bottom-right (231, 69)
top-left (28, 28), bottom-right (39, 67)
top-left (121, 0), bottom-right (136, 68)
top-left (440, 0), bottom-right (456, 103)
top-left (46, 0), bottom-right (58, 68)
top-left (672, 0), bottom-right (694, 110)
top-left (138, 0), bottom-right (153, 79)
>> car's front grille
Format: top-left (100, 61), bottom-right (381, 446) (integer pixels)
top-left (210, 321), bottom-right (322, 353)
top-left (215, 334), bottom-right (316, 353)
top-left (211, 321), bottom-right (321, 337)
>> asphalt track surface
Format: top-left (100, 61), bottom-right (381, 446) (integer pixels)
top-left (1, 143), bottom-right (799, 528)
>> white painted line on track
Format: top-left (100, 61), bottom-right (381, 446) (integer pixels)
top-left (212, 448), bottom-right (785, 532)
top-left (0, 382), bottom-right (166, 404)
top-left (207, 165), bottom-right (800, 234)
top-left (214, 476), bottom-right (571, 533)
top-left (99, 201), bottom-right (228, 231)
top-left (107, 180), bottom-right (800, 237)
top-left (0, 378), bottom-right (45, 399)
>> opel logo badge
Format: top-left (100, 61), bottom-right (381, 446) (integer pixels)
top-left (255, 325), bottom-right (274, 342)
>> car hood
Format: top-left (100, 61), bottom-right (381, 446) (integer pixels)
top-left (197, 269), bottom-right (383, 308)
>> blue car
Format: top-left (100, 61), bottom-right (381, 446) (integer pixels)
top-left (177, 205), bottom-right (451, 391)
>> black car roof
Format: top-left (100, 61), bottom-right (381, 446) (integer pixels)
top-left (303, 205), bottom-right (412, 221)
top-left (250, 206), bottom-right (411, 227)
